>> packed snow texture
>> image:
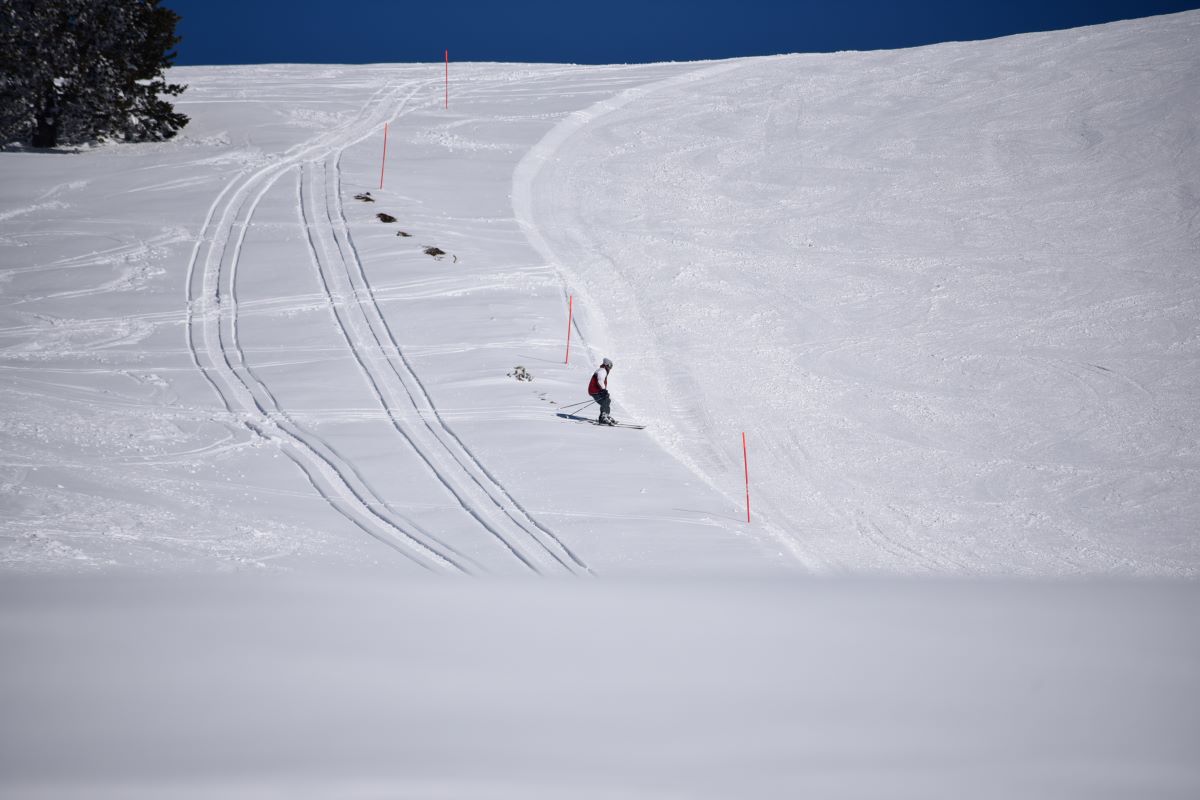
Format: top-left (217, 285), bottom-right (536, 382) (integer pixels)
top-left (2, 59), bottom-right (796, 576)
top-left (518, 14), bottom-right (1200, 576)
top-left (2, 15), bottom-right (1198, 577)
top-left (2, 10), bottom-right (1200, 798)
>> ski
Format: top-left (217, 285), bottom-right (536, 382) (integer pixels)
top-left (555, 412), bottom-right (645, 429)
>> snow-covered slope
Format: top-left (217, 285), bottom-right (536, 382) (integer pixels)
top-left (4, 14), bottom-right (1197, 577)
top-left (3, 12), bottom-right (1200, 798)
top-left (519, 12), bottom-right (1200, 575)
top-left (1, 61), bottom-right (792, 575)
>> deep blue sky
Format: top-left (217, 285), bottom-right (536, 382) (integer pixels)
top-left (169, 0), bottom-right (1200, 65)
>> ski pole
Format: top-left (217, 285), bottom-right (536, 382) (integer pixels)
top-left (559, 399), bottom-right (595, 412)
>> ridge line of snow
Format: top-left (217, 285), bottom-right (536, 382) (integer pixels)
top-left (512, 59), bottom-right (751, 301)
top-left (512, 59), bottom-right (824, 572)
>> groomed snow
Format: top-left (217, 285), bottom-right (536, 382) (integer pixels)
top-left (2, 10), bottom-right (1199, 797)
top-left (1, 60), bottom-right (796, 576)
top-left (3, 14), bottom-right (1198, 577)
top-left (517, 12), bottom-right (1200, 576)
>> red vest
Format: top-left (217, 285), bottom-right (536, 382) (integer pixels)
top-left (588, 368), bottom-right (608, 395)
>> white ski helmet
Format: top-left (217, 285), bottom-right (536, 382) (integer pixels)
top-left (602, 357), bottom-right (613, 369)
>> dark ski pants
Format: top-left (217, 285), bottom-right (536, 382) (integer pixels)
top-left (590, 390), bottom-right (611, 419)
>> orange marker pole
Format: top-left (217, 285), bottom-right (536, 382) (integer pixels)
top-left (565, 295), bottom-right (573, 364)
top-left (378, 122), bottom-right (388, 190)
top-left (743, 432), bottom-right (751, 523)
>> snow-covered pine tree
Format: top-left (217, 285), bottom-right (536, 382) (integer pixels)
top-left (0, 0), bottom-right (187, 148)
top-left (123, 0), bottom-right (188, 141)
top-left (0, 1), bottom-right (56, 146)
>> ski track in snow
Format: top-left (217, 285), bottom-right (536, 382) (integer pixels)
top-left (294, 150), bottom-right (585, 575)
top-left (3, 61), bottom-right (780, 574)
top-left (513, 59), bottom-right (827, 572)
top-left (184, 80), bottom-right (468, 573)
top-left (4, 16), bottom-right (1198, 576)
top-left (183, 74), bottom-right (586, 576)
top-left (3, 26), bottom-right (1200, 799)
top-left (327, 150), bottom-right (589, 575)
top-left (515, 14), bottom-right (1200, 576)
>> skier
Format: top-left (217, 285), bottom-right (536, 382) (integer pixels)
top-left (588, 357), bottom-right (617, 426)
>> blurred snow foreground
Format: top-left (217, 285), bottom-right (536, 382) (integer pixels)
top-left (2, 573), bottom-right (1198, 798)
top-left (1, 8), bottom-right (1199, 798)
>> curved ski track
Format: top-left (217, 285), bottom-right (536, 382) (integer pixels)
top-left (185, 76), bottom-right (588, 576)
